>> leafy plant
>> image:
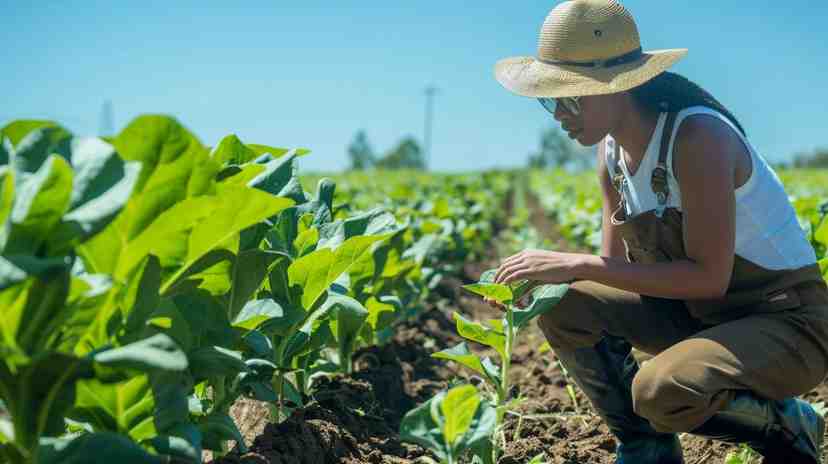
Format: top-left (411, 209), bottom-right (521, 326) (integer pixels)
top-left (423, 269), bottom-right (568, 462)
top-left (399, 384), bottom-right (496, 464)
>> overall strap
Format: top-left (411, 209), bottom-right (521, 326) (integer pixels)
top-left (652, 112), bottom-right (678, 217)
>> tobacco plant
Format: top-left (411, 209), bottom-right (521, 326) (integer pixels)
top-left (424, 270), bottom-right (569, 463)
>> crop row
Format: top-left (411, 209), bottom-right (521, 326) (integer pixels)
top-left (0, 116), bottom-right (511, 463)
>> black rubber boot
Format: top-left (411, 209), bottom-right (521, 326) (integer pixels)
top-left (689, 390), bottom-right (825, 464)
top-left (554, 335), bottom-right (685, 464)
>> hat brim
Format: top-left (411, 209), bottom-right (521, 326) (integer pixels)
top-left (494, 48), bottom-right (688, 98)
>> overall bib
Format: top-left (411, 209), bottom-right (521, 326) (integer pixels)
top-left (537, 111), bottom-right (828, 462)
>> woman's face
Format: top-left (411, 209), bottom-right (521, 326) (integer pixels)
top-left (553, 93), bottom-right (621, 147)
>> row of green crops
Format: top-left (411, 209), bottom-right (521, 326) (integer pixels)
top-left (0, 116), bottom-right (513, 463)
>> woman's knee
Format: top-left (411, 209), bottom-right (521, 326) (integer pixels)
top-left (631, 357), bottom-right (711, 432)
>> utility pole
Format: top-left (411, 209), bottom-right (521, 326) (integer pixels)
top-left (99, 100), bottom-right (113, 137)
top-left (424, 85), bottom-right (438, 170)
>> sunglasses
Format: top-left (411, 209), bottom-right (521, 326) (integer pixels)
top-left (537, 96), bottom-right (581, 116)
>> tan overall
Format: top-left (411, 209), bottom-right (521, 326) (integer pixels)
top-left (537, 112), bottom-right (828, 433)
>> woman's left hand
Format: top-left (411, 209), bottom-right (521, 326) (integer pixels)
top-left (494, 249), bottom-right (585, 285)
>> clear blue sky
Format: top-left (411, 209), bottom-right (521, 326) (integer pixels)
top-left (4, 1), bottom-right (827, 172)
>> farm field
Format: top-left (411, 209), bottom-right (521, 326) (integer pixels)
top-left (1, 117), bottom-right (827, 464)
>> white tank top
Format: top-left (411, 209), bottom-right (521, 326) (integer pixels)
top-left (605, 105), bottom-right (817, 271)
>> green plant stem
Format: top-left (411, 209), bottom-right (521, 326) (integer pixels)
top-left (492, 306), bottom-right (516, 464)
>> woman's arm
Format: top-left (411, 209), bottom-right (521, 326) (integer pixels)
top-left (575, 115), bottom-right (739, 300)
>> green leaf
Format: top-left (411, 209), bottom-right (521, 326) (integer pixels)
top-left (511, 284), bottom-right (569, 329)
top-left (5, 155), bottom-right (73, 254)
top-left (93, 333), bottom-right (188, 373)
top-left (294, 227), bottom-right (319, 257)
top-left (399, 385), bottom-right (496, 462)
top-left (432, 343), bottom-right (486, 375)
top-left (38, 432), bottom-right (166, 464)
top-left (188, 346), bottom-right (247, 380)
top-left (399, 391), bottom-right (449, 461)
top-left (7, 125), bottom-right (72, 173)
top-left (441, 384), bottom-right (479, 447)
top-left (365, 296), bottom-right (398, 332)
top-left (816, 218), bottom-right (828, 246)
top-left (462, 282), bottom-right (512, 305)
top-left (233, 299), bottom-right (285, 331)
top-left (288, 234), bottom-right (389, 310)
top-left (452, 312), bottom-right (506, 359)
top-left (324, 293), bottom-right (368, 373)
top-left (72, 375), bottom-right (157, 442)
top-left (211, 134), bottom-right (259, 165)
top-left (200, 411), bottom-right (248, 453)
top-left (48, 137), bottom-right (141, 253)
top-left (227, 249), bottom-right (281, 320)
top-left (1, 120), bottom-right (67, 147)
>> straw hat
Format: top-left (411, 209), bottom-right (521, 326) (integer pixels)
top-left (494, 0), bottom-right (687, 98)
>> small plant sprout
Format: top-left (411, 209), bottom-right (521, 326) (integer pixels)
top-left (399, 384), bottom-right (497, 464)
top-left (428, 269), bottom-right (568, 462)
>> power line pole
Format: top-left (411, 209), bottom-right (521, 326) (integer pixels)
top-left (424, 85), bottom-right (438, 170)
top-left (99, 99), bottom-right (113, 137)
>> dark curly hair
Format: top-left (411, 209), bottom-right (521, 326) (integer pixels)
top-left (629, 71), bottom-right (746, 137)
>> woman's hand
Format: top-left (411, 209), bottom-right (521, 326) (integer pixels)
top-left (494, 249), bottom-right (584, 287)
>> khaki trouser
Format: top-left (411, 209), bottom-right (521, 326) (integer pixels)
top-left (537, 279), bottom-right (828, 433)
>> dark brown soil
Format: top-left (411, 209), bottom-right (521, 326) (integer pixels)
top-left (209, 187), bottom-right (828, 464)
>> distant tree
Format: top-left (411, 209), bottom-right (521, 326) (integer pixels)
top-left (347, 130), bottom-right (375, 170)
top-left (375, 136), bottom-right (426, 170)
top-left (792, 147), bottom-right (828, 168)
top-left (528, 126), bottom-right (592, 171)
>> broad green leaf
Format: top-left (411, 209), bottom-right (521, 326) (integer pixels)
top-left (38, 432), bottom-right (166, 464)
top-left (432, 343), bottom-right (488, 380)
top-left (72, 375), bottom-right (157, 442)
top-left (399, 390), bottom-right (449, 461)
top-left (6, 155), bottom-right (73, 254)
top-left (188, 346), bottom-right (247, 380)
top-left (93, 333), bottom-right (188, 373)
top-left (288, 234), bottom-right (389, 310)
top-left (247, 152), bottom-right (306, 202)
top-left (161, 186), bottom-right (293, 291)
top-left (294, 227), bottom-right (319, 257)
top-left (399, 385), bottom-right (496, 463)
top-left (365, 296), bottom-right (397, 332)
top-left (113, 115), bottom-right (219, 253)
top-left (48, 137), bottom-right (141, 253)
top-left (324, 293), bottom-right (368, 372)
top-left (0, 120), bottom-right (66, 148)
top-left (233, 299), bottom-right (285, 331)
top-left (441, 384), bottom-right (479, 447)
top-left (7, 125), bottom-right (72, 174)
top-left (210, 134), bottom-right (259, 165)
top-left (819, 257), bottom-right (827, 280)
top-left (511, 284), bottom-right (569, 329)
top-left (816, 218), bottom-right (828, 246)
top-left (453, 312), bottom-right (505, 359)
top-left (227, 249), bottom-right (281, 319)
top-left (462, 282), bottom-right (512, 305)
top-left (279, 301), bottom-right (332, 365)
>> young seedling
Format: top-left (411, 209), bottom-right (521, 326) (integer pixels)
top-left (430, 269), bottom-right (569, 463)
top-left (399, 384), bottom-right (497, 464)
